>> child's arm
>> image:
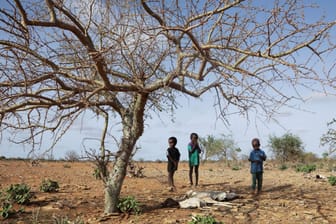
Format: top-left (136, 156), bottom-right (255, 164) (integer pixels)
top-left (191, 144), bottom-right (202, 154)
top-left (248, 152), bottom-right (259, 163)
top-left (189, 143), bottom-right (197, 153)
top-left (167, 150), bottom-right (178, 165)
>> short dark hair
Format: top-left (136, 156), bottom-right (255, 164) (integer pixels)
top-left (251, 138), bottom-right (260, 148)
top-left (168, 136), bottom-right (177, 145)
top-left (190, 133), bottom-right (198, 140)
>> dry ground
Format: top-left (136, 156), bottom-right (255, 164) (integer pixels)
top-left (0, 159), bottom-right (336, 224)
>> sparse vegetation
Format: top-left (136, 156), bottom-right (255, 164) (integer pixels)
top-left (52, 215), bottom-right (84, 224)
top-left (199, 134), bottom-right (239, 162)
top-left (0, 201), bottom-right (12, 218)
top-left (279, 164), bottom-right (288, 170)
top-left (40, 179), bottom-right (59, 192)
top-left (0, 183), bottom-right (32, 219)
top-left (321, 119), bottom-right (336, 158)
top-left (268, 133), bottom-right (304, 164)
top-left (63, 164), bottom-right (71, 168)
top-left (1, 159), bottom-right (336, 222)
top-left (64, 150), bottom-right (80, 162)
top-left (127, 162), bottom-right (145, 178)
top-left (295, 164), bottom-right (316, 173)
top-left (327, 165), bottom-right (336, 172)
top-left (188, 214), bottom-right (223, 224)
top-left (117, 196), bottom-right (141, 215)
top-left (30, 207), bottom-right (41, 224)
top-left (5, 183), bottom-right (32, 204)
top-left (301, 152), bottom-right (319, 164)
top-left (231, 165), bottom-right (241, 171)
top-left (328, 176), bottom-right (336, 186)
top-left (92, 167), bottom-right (101, 180)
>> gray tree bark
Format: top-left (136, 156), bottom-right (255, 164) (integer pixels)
top-left (104, 141), bottom-right (133, 213)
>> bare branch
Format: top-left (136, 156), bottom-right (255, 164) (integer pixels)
top-left (1, 0), bottom-right (335, 212)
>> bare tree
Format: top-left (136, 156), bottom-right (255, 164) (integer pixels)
top-left (0, 0), bottom-right (335, 213)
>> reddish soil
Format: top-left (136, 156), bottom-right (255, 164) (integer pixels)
top-left (0, 159), bottom-right (336, 224)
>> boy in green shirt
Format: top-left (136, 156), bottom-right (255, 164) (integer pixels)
top-left (188, 133), bottom-right (202, 186)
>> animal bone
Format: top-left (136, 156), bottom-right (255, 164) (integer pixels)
top-left (179, 190), bottom-right (239, 208)
top-left (179, 197), bottom-right (206, 209)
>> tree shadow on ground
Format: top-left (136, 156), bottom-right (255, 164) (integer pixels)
top-left (200, 182), bottom-right (230, 188)
top-left (263, 184), bottom-right (293, 193)
top-left (141, 198), bottom-right (178, 213)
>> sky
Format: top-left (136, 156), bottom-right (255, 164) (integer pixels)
top-left (138, 93), bottom-right (336, 161)
top-left (1, 0), bottom-right (336, 161)
top-left (2, 91), bottom-right (336, 161)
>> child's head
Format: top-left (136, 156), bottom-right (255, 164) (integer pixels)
top-left (168, 136), bottom-right (177, 147)
top-left (190, 133), bottom-right (198, 141)
top-left (251, 138), bottom-right (260, 149)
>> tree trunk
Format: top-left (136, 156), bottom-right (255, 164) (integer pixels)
top-left (104, 137), bottom-right (134, 213)
top-left (103, 93), bottom-right (147, 213)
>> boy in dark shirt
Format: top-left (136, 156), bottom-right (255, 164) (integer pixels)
top-left (166, 136), bottom-right (180, 191)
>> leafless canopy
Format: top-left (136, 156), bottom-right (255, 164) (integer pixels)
top-left (0, 0), bottom-right (335, 151)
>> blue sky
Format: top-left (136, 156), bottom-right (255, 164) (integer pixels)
top-left (1, 0), bottom-right (336, 160)
top-left (2, 91), bottom-right (336, 160)
top-left (139, 92), bottom-right (336, 161)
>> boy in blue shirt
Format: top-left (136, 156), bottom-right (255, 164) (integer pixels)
top-left (248, 138), bottom-right (267, 194)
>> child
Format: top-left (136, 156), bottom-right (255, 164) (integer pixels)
top-left (166, 136), bottom-right (180, 191)
top-left (248, 138), bottom-right (267, 194)
top-left (188, 133), bottom-right (202, 186)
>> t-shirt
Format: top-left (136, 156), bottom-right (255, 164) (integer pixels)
top-left (249, 149), bottom-right (267, 173)
top-left (188, 142), bottom-right (201, 166)
top-left (167, 147), bottom-right (180, 172)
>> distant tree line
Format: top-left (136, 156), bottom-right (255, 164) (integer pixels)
top-left (199, 120), bottom-right (336, 165)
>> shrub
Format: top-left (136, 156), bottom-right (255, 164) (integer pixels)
top-left (6, 183), bottom-right (32, 204)
top-left (188, 215), bottom-right (223, 224)
top-left (53, 215), bottom-right (84, 224)
top-left (63, 164), bottom-right (71, 168)
top-left (64, 150), bottom-right (80, 162)
top-left (295, 164), bottom-right (316, 173)
top-left (278, 164), bottom-right (288, 170)
top-left (301, 152), bottom-right (319, 163)
top-left (40, 179), bottom-right (59, 192)
top-left (92, 167), bottom-right (101, 180)
top-left (268, 133), bottom-right (304, 163)
top-left (231, 165), bottom-right (241, 171)
top-left (328, 176), bottom-right (336, 186)
top-left (31, 207), bottom-right (41, 224)
top-left (117, 196), bottom-right (141, 215)
top-left (0, 202), bottom-right (12, 218)
top-left (0, 183), bottom-right (31, 219)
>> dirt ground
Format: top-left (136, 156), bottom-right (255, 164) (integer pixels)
top-left (0, 159), bottom-right (336, 224)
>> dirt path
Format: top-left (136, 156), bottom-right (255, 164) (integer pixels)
top-left (0, 160), bottom-right (335, 223)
